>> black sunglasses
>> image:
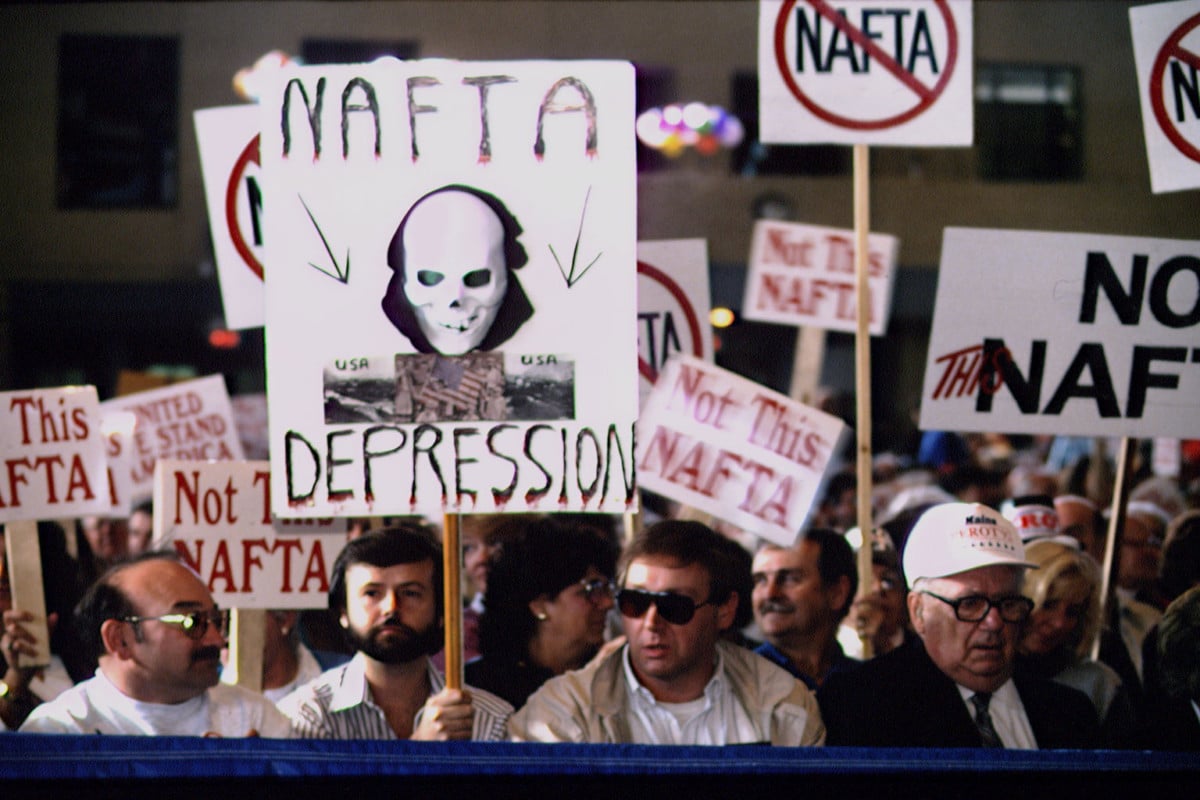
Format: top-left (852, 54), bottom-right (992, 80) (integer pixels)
top-left (616, 588), bottom-right (714, 626)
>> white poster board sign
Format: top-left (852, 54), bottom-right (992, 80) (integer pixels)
top-left (636, 354), bottom-right (847, 546)
top-left (743, 220), bottom-right (899, 334)
top-left (758, 0), bottom-right (974, 145)
top-left (101, 375), bottom-right (245, 505)
top-left (920, 228), bottom-right (1200, 438)
top-left (195, 105), bottom-right (265, 329)
top-left (260, 59), bottom-right (638, 518)
top-left (153, 460), bottom-right (348, 608)
top-left (1131, 0), bottom-right (1200, 193)
top-left (637, 239), bottom-right (713, 407)
top-left (0, 386), bottom-right (111, 522)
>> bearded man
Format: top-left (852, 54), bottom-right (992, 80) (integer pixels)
top-left (277, 526), bottom-right (512, 740)
top-left (381, 184), bottom-right (532, 356)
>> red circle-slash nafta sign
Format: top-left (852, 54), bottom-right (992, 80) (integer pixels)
top-left (1150, 11), bottom-right (1200, 163)
top-left (759, 0), bottom-right (972, 145)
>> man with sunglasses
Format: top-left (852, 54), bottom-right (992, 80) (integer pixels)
top-left (20, 551), bottom-right (290, 736)
top-left (817, 502), bottom-right (1100, 748)
top-left (510, 520), bottom-right (825, 745)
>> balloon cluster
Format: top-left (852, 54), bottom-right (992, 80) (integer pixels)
top-left (636, 103), bottom-right (745, 157)
top-left (233, 50), bottom-right (303, 102)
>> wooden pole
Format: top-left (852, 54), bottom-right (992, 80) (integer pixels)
top-left (442, 512), bottom-right (463, 689)
top-left (1090, 437), bottom-right (1135, 661)
top-left (2, 520), bottom-right (51, 668)
top-left (227, 608), bottom-right (266, 693)
top-left (789, 326), bottom-right (827, 407)
top-left (852, 143), bottom-right (875, 660)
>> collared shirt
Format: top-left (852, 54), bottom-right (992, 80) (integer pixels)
top-left (754, 640), bottom-right (856, 690)
top-left (620, 646), bottom-right (762, 745)
top-left (277, 652), bottom-right (511, 740)
top-left (956, 679), bottom-right (1037, 749)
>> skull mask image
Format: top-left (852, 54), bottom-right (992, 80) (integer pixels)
top-left (383, 185), bottom-right (532, 355)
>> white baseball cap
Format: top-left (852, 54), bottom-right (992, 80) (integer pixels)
top-left (902, 502), bottom-right (1036, 588)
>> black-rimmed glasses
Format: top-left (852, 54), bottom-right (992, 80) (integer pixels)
top-left (919, 591), bottom-right (1033, 624)
top-left (578, 578), bottom-right (616, 605)
top-left (616, 588), bottom-right (714, 625)
top-left (120, 609), bottom-right (229, 640)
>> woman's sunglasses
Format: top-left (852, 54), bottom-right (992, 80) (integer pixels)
top-left (615, 588), bottom-right (714, 626)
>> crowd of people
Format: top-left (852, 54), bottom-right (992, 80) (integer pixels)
top-left (2, 431), bottom-right (1198, 752)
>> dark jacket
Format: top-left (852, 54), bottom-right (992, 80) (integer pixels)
top-left (817, 638), bottom-right (1100, 748)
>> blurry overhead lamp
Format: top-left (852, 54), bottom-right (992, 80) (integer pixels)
top-left (636, 102), bottom-right (744, 158)
top-left (710, 307), bottom-right (736, 329)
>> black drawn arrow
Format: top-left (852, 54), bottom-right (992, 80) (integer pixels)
top-left (300, 195), bottom-right (350, 284)
top-left (549, 186), bottom-right (602, 288)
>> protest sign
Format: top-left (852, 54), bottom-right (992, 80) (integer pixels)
top-left (0, 386), bottom-right (110, 522)
top-left (153, 460), bottom-right (347, 608)
top-left (259, 59), bottom-right (638, 518)
top-left (99, 410), bottom-right (136, 515)
top-left (195, 105), bottom-right (265, 329)
top-left (743, 219), bottom-right (899, 335)
top-left (101, 375), bottom-right (245, 505)
top-left (636, 354), bottom-right (847, 546)
top-left (637, 239), bottom-right (713, 406)
top-left (758, 0), bottom-right (973, 145)
top-left (1131, 0), bottom-right (1200, 193)
top-left (920, 228), bottom-right (1200, 438)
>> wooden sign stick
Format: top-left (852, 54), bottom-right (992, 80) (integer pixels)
top-left (3, 520), bottom-right (51, 668)
top-left (1090, 437), bottom-right (1135, 661)
top-left (227, 608), bottom-right (266, 693)
top-left (789, 326), bottom-right (827, 408)
top-left (852, 143), bottom-right (875, 660)
top-left (442, 512), bottom-right (463, 690)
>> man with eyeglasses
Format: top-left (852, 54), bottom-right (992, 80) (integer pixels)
top-left (20, 551), bottom-right (290, 736)
top-left (817, 502), bottom-right (1100, 748)
top-left (509, 520), bottom-right (825, 745)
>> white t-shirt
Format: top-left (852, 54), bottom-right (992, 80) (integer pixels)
top-left (19, 669), bottom-right (292, 737)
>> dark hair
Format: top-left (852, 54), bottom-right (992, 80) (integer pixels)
top-left (806, 528), bottom-right (859, 619)
top-left (1157, 585), bottom-right (1200, 701)
top-left (822, 472), bottom-right (857, 508)
top-left (621, 520), bottom-right (749, 613)
top-left (380, 184), bottom-right (532, 353)
top-left (328, 525), bottom-right (443, 617)
top-left (478, 517), bottom-right (618, 661)
top-left (73, 550), bottom-right (182, 661)
top-left (1161, 511), bottom-right (1200, 602)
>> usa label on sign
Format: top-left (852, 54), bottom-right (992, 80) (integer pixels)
top-left (758, 0), bottom-right (974, 145)
top-left (1131, 0), bottom-right (1200, 193)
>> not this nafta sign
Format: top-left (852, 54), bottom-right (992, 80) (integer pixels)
top-left (921, 228), bottom-right (1200, 439)
top-left (758, 0), bottom-right (973, 145)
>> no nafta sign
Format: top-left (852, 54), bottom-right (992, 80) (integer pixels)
top-left (758, 0), bottom-right (973, 145)
top-left (1131, 0), bottom-right (1200, 193)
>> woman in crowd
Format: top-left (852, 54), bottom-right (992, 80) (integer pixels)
top-left (464, 516), bottom-right (618, 710)
top-left (1017, 538), bottom-right (1136, 744)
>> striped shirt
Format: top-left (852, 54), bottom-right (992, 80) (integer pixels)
top-left (276, 653), bottom-right (512, 740)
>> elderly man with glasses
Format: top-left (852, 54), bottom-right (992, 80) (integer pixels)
top-left (817, 502), bottom-right (1100, 748)
top-left (509, 520), bottom-right (824, 745)
top-left (20, 551), bottom-right (289, 736)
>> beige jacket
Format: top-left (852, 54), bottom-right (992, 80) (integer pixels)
top-left (509, 639), bottom-right (825, 745)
